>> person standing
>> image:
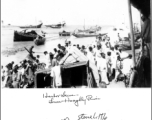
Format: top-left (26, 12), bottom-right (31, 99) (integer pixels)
top-left (50, 64), bottom-right (62, 88)
top-left (28, 46), bottom-right (35, 60)
top-left (44, 51), bottom-right (51, 69)
top-left (87, 46), bottom-right (96, 65)
top-left (97, 53), bottom-right (109, 85)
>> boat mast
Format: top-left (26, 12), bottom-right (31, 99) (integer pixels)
top-left (35, 17), bottom-right (37, 28)
top-left (84, 19), bottom-right (85, 30)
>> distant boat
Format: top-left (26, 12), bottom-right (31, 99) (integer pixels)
top-left (59, 30), bottom-right (71, 36)
top-left (72, 32), bottom-right (107, 38)
top-left (77, 26), bottom-right (101, 33)
top-left (45, 22), bottom-right (66, 28)
top-left (19, 23), bottom-right (43, 28)
top-left (13, 29), bottom-right (45, 42)
top-left (73, 19), bottom-right (103, 38)
top-left (34, 36), bottom-right (46, 46)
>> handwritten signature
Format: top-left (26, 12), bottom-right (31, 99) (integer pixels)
top-left (43, 91), bottom-right (100, 107)
top-left (61, 112), bottom-right (107, 120)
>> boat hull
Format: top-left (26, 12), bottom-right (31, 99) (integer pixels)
top-left (19, 23), bottom-right (43, 29)
top-left (72, 33), bottom-right (107, 38)
top-left (34, 38), bottom-right (46, 46)
top-left (45, 23), bottom-right (65, 28)
top-left (13, 31), bottom-right (37, 42)
top-left (59, 32), bottom-right (71, 36)
top-left (49, 26), bottom-right (61, 28)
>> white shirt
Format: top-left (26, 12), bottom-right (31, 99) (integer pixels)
top-left (111, 52), bottom-right (117, 69)
top-left (87, 51), bottom-right (96, 65)
top-left (51, 66), bottom-right (62, 87)
top-left (18, 68), bottom-right (24, 75)
top-left (97, 57), bottom-right (107, 72)
top-left (95, 48), bottom-right (102, 58)
top-left (122, 59), bottom-right (133, 75)
top-left (44, 54), bottom-right (51, 66)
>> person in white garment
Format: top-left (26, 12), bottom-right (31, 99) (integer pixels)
top-left (50, 63), bottom-right (62, 88)
top-left (50, 65), bottom-right (61, 88)
top-left (110, 47), bottom-right (118, 81)
top-left (121, 54), bottom-right (133, 79)
top-left (95, 43), bottom-right (102, 60)
top-left (97, 52), bottom-right (109, 85)
top-left (87, 46), bottom-right (96, 65)
top-left (53, 48), bottom-right (58, 58)
top-left (44, 51), bottom-right (51, 69)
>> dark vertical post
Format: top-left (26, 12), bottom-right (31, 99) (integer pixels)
top-left (127, 0), bottom-right (136, 67)
top-left (150, 0), bottom-right (152, 83)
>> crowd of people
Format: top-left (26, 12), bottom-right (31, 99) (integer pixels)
top-left (1, 29), bottom-right (135, 88)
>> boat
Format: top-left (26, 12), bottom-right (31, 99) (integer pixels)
top-left (72, 32), bottom-right (107, 38)
top-left (72, 20), bottom-right (103, 38)
top-left (34, 36), bottom-right (46, 46)
top-left (116, 40), bottom-right (141, 50)
top-left (59, 30), bottom-right (71, 36)
top-left (45, 22), bottom-right (66, 28)
top-left (19, 23), bottom-right (43, 28)
top-left (48, 25), bottom-right (62, 28)
top-left (13, 29), bottom-right (45, 42)
top-left (77, 26), bottom-right (101, 33)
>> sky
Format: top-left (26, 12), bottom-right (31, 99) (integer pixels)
top-left (1, 0), bottom-right (141, 26)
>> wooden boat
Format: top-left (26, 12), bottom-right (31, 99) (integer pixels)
top-left (77, 26), bottom-right (101, 33)
top-left (49, 25), bottom-right (61, 28)
top-left (59, 30), bottom-right (71, 36)
top-left (13, 30), bottom-right (45, 42)
top-left (19, 23), bottom-right (43, 29)
top-left (72, 32), bottom-right (107, 38)
top-left (116, 40), bottom-right (141, 50)
top-left (45, 22), bottom-right (66, 28)
top-left (34, 37), bottom-right (46, 46)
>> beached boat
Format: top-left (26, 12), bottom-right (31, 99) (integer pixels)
top-left (72, 32), bottom-right (107, 38)
top-left (116, 40), bottom-right (141, 50)
top-left (19, 23), bottom-right (43, 29)
top-left (13, 30), bottom-right (45, 42)
top-left (59, 30), bottom-right (71, 36)
top-left (34, 37), bottom-right (46, 46)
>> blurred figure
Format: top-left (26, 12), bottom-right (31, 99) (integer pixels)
top-left (97, 53), bottom-right (109, 85)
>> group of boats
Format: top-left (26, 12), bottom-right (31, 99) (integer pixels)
top-left (13, 22), bottom-right (141, 50)
top-left (19, 22), bottom-right (66, 29)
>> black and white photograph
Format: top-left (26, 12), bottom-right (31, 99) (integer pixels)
top-left (1, 0), bottom-right (151, 120)
top-left (1, 0), bottom-right (151, 89)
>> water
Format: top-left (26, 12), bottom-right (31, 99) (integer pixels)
top-left (1, 25), bottom-right (140, 67)
top-left (1, 25), bottom-right (113, 66)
